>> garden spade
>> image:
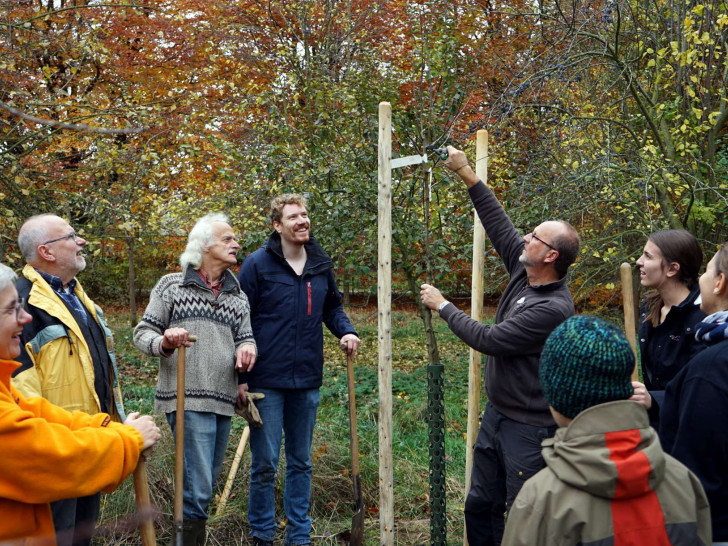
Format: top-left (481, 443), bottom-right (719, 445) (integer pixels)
top-left (174, 335), bottom-right (196, 546)
top-left (346, 352), bottom-right (364, 545)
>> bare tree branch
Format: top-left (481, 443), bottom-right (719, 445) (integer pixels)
top-left (0, 101), bottom-right (146, 134)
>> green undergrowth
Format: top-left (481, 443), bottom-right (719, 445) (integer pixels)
top-left (96, 306), bottom-right (487, 545)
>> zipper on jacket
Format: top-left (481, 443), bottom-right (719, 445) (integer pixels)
top-left (307, 281), bottom-right (312, 316)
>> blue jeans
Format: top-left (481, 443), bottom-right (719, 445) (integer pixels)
top-left (166, 410), bottom-right (231, 520)
top-left (248, 388), bottom-right (320, 545)
top-left (464, 403), bottom-right (556, 546)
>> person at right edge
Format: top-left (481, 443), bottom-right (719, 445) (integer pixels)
top-left (419, 145), bottom-right (580, 545)
top-left (660, 241), bottom-right (728, 543)
top-left (629, 230), bottom-right (705, 426)
top-left (502, 315), bottom-right (711, 545)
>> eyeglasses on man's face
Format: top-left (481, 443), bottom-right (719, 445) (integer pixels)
top-left (4, 297), bottom-right (25, 321)
top-left (42, 232), bottom-right (77, 245)
top-left (530, 232), bottom-right (556, 251)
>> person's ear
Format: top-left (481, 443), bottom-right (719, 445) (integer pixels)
top-left (36, 244), bottom-right (55, 262)
top-left (715, 273), bottom-right (727, 297)
top-left (665, 262), bottom-right (680, 278)
top-left (273, 220), bottom-right (282, 234)
top-left (544, 249), bottom-right (559, 265)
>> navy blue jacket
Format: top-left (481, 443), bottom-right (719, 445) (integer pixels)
top-left (660, 337), bottom-right (728, 541)
top-left (237, 232), bottom-right (356, 390)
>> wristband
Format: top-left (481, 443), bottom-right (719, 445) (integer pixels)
top-left (438, 301), bottom-right (450, 313)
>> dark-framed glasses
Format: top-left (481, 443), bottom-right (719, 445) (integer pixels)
top-left (5, 297), bottom-right (25, 320)
top-left (42, 232), bottom-right (77, 245)
top-left (530, 232), bottom-right (556, 251)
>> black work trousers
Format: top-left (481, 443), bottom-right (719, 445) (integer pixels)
top-left (464, 403), bottom-right (556, 546)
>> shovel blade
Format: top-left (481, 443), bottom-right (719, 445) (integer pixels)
top-left (349, 472), bottom-right (364, 546)
top-left (350, 508), bottom-right (364, 546)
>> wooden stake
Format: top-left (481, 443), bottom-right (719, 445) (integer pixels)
top-left (215, 426), bottom-right (250, 516)
top-left (377, 101), bottom-right (394, 546)
top-left (463, 130), bottom-right (488, 546)
top-left (620, 263), bottom-right (639, 380)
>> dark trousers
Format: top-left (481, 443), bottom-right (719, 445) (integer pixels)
top-left (464, 403), bottom-right (556, 546)
top-left (51, 493), bottom-right (101, 546)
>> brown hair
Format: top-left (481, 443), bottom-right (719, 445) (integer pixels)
top-left (269, 193), bottom-right (308, 225)
top-left (552, 221), bottom-right (580, 278)
top-left (643, 230), bottom-right (703, 326)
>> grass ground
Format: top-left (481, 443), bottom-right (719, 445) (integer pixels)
top-left (95, 305), bottom-right (486, 545)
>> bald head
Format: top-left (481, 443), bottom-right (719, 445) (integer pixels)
top-left (521, 220), bottom-right (580, 281)
top-left (18, 214), bottom-right (87, 284)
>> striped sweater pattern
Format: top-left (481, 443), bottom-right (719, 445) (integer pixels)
top-left (134, 267), bottom-right (256, 416)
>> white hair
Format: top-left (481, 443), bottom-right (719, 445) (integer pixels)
top-left (0, 263), bottom-right (18, 292)
top-left (180, 213), bottom-right (230, 269)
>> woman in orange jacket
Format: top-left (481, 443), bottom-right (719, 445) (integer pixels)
top-left (0, 263), bottom-right (161, 545)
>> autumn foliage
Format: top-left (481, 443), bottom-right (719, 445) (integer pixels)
top-left (1, 0), bottom-right (727, 305)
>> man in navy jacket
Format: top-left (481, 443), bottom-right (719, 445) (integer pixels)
top-left (238, 193), bottom-right (359, 546)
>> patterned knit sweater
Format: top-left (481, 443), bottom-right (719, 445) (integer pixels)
top-left (133, 266), bottom-right (256, 416)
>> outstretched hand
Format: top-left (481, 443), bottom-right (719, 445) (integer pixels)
top-left (443, 146), bottom-right (479, 187)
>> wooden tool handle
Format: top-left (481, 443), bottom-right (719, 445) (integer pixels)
top-left (133, 457), bottom-right (156, 546)
top-left (620, 262), bottom-right (639, 381)
top-left (347, 353), bottom-right (360, 476)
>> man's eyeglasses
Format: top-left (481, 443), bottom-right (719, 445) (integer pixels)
top-left (4, 298), bottom-right (25, 321)
top-left (530, 232), bottom-right (556, 251)
top-left (42, 232), bottom-right (77, 245)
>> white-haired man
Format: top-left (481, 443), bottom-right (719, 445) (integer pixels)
top-left (134, 213), bottom-right (256, 544)
top-left (14, 214), bottom-right (127, 546)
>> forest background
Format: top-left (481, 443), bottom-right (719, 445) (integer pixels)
top-left (2, 0), bottom-right (727, 305)
top-left (1, 0), bottom-right (727, 543)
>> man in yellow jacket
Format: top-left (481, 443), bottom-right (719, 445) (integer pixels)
top-left (12, 215), bottom-right (126, 545)
top-left (0, 262), bottom-right (161, 545)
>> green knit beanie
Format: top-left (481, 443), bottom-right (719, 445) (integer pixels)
top-left (539, 315), bottom-right (635, 419)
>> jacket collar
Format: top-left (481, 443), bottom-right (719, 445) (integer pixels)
top-left (181, 265), bottom-right (239, 294)
top-left (529, 274), bottom-right (570, 292)
top-left (264, 231), bottom-right (333, 274)
top-left (677, 283), bottom-right (702, 310)
top-left (542, 401), bottom-right (665, 499)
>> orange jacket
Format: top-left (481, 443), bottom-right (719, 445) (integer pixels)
top-left (0, 359), bottom-right (143, 545)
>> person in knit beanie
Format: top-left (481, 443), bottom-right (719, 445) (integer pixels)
top-left (539, 315), bottom-right (634, 421)
top-left (502, 315), bottom-right (712, 545)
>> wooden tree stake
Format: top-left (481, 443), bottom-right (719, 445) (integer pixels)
top-left (377, 101), bottom-right (394, 546)
top-left (463, 130), bottom-right (488, 545)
